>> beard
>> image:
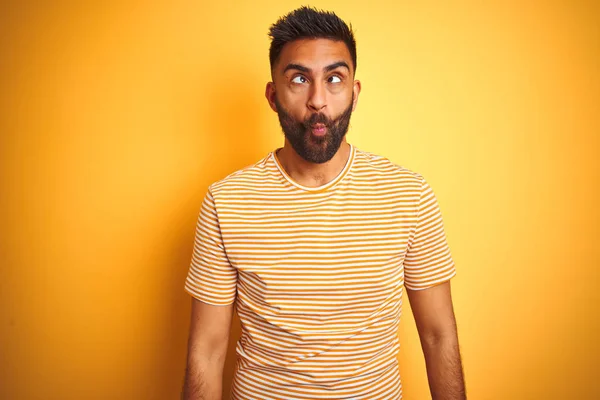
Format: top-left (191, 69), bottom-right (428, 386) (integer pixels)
top-left (274, 94), bottom-right (354, 164)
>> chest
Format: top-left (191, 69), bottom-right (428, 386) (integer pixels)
top-left (218, 199), bottom-right (414, 290)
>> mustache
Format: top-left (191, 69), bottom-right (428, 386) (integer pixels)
top-left (303, 112), bottom-right (332, 128)
top-left (302, 97), bottom-right (354, 128)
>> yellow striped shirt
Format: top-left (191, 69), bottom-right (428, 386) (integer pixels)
top-left (185, 143), bottom-right (457, 399)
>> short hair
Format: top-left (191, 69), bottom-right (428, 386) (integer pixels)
top-left (268, 6), bottom-right (357, 74)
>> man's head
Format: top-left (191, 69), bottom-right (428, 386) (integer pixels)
top-left (265, 6), bottom-right (361, 164)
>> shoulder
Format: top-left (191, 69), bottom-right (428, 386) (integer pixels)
top-left (353, 147), bottom-right (425, 188)
top-left (208, 152), bottom-right (275, 198)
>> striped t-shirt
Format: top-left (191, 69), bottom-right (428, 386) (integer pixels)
top-left (184, 143), bottom-right (456, 400)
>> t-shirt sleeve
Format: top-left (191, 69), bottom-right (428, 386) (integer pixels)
top-left (403, 176), bottom-right (457, 291)
top-left (184, 188), bottom-right (237, 305)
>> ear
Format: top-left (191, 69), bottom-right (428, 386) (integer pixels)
top-left (265, 82), bottom-right (278, 113)
top-left (351, 79), bottom-right (362, 112)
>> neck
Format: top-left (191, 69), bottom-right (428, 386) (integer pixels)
top-left (275, 139), bottom-right (351, 188)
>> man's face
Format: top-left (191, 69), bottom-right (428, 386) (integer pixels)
top-left (266, 38), bottom-right (361, 164)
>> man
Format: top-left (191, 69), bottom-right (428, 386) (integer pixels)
top-left (182, 6), bottom-right (466, 400)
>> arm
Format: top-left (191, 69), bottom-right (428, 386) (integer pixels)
top-left (406, 281), bottom-right (466, 400)
top-left (182, 298), bottom-right (234, 400)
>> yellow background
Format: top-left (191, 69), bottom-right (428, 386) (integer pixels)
top-left (1, 1), bottom-right (598, 399)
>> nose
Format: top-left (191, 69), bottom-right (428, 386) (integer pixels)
top-left (307, 80), bottom-right (326, 112)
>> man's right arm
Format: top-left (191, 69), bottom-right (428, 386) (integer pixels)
top-left (181, 297), bottom-right (234, 400)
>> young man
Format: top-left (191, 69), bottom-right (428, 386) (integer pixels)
top-left (182, 6), bottom-right (466, 400)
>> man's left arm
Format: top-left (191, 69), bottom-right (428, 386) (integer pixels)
top-left (406, 281), bottom-right (466, 400)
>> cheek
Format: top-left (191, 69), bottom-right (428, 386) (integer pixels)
top-left (276, 90), bottom-right (300, 110)
top-left (332, 92), bottom-right (353, 111)
top-left (278, 94), bottom-right (308, 116)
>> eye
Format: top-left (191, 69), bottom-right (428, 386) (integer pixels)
top-left (292, 75), bottom-right (308, 84)
top-left (328, 75), bottom-right (342, 83)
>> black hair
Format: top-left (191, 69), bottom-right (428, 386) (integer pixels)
top-left (268, 6), bottom-right (357, 74)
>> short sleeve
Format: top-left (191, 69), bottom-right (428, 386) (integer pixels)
top-left (184, 188), bottom-right (237, 305)
top-left (403, 177), bottom-right (456, 290)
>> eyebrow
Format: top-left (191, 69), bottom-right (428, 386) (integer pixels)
top-left (283, 61), bottom-right (350, 74)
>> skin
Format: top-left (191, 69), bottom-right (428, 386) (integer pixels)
top-left (182, 38), bottom-right (465, 400)
top-left (181, 300), bottom-right (233, 400)
top-left (408, 281), bottom-right (467, 399)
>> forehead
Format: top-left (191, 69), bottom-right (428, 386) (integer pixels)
top-left (276, 38), bottom-right (352, 74)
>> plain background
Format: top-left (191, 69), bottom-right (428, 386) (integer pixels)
top-left (1, 0), bottom-right (598, 399)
